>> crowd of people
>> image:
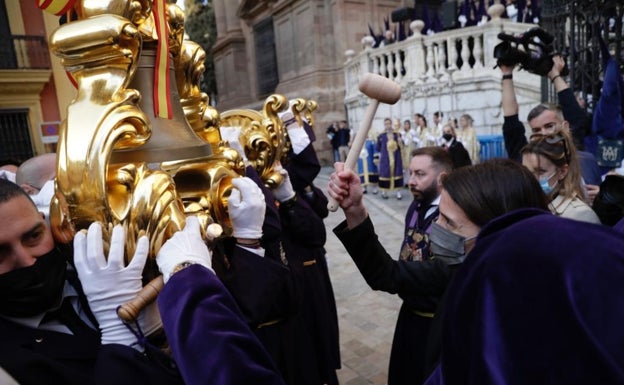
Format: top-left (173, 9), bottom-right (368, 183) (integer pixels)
top-left (369, 0), bottom-right (542, 46)
top-left (350, 110), bottom-right (480, 201)
top-left (326, 51), bottom-right (624, 385)
top-left (2, 48), bottom-right (624, 384)
top-left (0, 106), bottom-right (341, 385)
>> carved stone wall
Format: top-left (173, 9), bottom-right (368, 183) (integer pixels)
top-left (212, 0), bottom-right (403, 164)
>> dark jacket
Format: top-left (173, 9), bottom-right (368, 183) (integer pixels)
top-left (0, 285), bottom-right (183, 385)
top-left (334, 216), bottom-right (453, 385)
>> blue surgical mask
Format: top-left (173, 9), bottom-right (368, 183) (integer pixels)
top-left (429, 222), bottom-right (476, 265)
top-left (539, 172), bottom-right (557, 195)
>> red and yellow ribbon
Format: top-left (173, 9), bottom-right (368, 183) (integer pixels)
top-left (37, 0), bottom-right (76, 16)
top-left (153, 0), bottom-right (172, 119)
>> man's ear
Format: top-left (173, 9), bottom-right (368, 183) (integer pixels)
top-left (436, 171), bottom-right (448, 188)
top-left (20, 183), bottom-right (37, 195)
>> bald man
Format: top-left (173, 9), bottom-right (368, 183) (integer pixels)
top-left (15, 153), bottom-right (57, 219)
top-left (15, 153), bottom-right (56, 195)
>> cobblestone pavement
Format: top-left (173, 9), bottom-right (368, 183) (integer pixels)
top-left (315, 167), bottom-right (412, 385)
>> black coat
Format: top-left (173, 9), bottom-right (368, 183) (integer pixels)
top-left (443, 140), bottom-right (472, 169)
top-left (0, 297), bottom-right (182, 385)
top-left (334, 216), bottom-right (454, 385)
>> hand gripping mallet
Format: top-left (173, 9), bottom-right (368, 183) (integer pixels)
top-left (327, 73), bottom-right (401, 212)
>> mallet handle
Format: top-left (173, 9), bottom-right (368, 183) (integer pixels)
top-left (117, 276), bottom-right (164, 322)
top-left (327, 99), bottom-right (380, 212)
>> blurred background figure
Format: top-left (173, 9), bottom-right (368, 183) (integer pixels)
top-left (440, 124), bottom-right (472, 169)
top-left (457, 114), bottom-right (480, 164)
top-left (326, 121), bottom-right (340, 163)
top-left (377, 118), bottom-right (404, 200)
top-left (401, 118), bottom-right (420, 181)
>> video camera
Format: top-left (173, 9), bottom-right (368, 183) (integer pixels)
top-left (494, 27), bottom-right (568, 77)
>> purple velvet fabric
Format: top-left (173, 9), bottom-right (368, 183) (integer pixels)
top-left (158, 265), bottom-right (285, 385)
top-left (425, 208), bottom-right (624, 384)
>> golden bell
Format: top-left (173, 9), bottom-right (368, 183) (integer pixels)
top-left (109, 44), bottom-right (212, 164)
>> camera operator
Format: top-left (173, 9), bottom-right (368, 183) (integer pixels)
top-left (499, 55), bottom-right (602, 204)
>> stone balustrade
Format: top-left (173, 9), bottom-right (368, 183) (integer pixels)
top-left (344, 5), bottom-right (546, 139)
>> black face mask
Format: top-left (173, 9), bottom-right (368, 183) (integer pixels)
top-left (442, 133), bottom-right (453, 141)
top-left (0, 248), bottom-right (67, 317)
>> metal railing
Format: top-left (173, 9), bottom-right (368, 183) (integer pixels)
top-left (0, 35), bottom-right (51, 70)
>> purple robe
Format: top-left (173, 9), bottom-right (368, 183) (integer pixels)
top-left (376, 131), bottom-right (404, 190)
top-left (158, 264), bottom-right (286, 385)
top-left (425, 208), bottom-right (624, 384)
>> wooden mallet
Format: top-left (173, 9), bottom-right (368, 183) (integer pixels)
top-left (327, 73), bottom-right (401, 212)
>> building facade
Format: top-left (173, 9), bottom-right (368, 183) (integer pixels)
top-left (212, 0), bottom-right (408, 164)
top-left (0, 0), bottom-right (74, 163)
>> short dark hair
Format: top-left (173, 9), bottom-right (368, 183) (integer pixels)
top-left (0, 178), bottom-right (35, 207)
top-left (0, 158), bottom-right (21, 168)
top-left (411, 146), bottom-right (453, 174)
top-left (527, 102), bottom-right (564, 122)
top-left (442, 158), bottom-right (549, 227)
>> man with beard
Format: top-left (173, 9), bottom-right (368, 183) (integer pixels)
top-left (328, 147), bottom-right (453, 385)
top-left (329, 157), bottom-right (551, 385)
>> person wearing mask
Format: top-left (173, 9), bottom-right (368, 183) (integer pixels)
top-left (521, 130), bottom-right (601, 223)
top-left (499, 56), bottom-right (602, 202)
top-left (424, 209), bottom-right (624, 384)
top-left (0, 176), bottom-right (286, 384)
top-left (440, 124), bottom-right (472, 169)
top-left (328, 158), bottom-right (549, 385)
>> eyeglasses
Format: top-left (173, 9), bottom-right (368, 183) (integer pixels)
top-left (529, 133), bottom-right (570, 162)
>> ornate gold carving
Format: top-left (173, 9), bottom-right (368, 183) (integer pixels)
top-left (46, 1), bottom-right (239, 266)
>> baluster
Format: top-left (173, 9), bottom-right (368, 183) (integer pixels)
top-left (372, 54), bottom-right (380, 76)
top-left (394, 50), bottom-right (403, 82)
top-left (460, 36), bottom-right (470, 71)
top-left (386, 51), bottom-right (395, 80)
top-left (447, 36), bottom-right (458, 71)
top-left (379, 53), bottom-right (387, 77)
top-left (439, 41), bottom-right (447, 75)
top-left (426, 42), bottom-right (434, 77)
top-left (473, 34), bottom-right (483, 69)
top-left (379, 53), bottom-right (387, 79)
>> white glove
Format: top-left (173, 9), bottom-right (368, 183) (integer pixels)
top-left (280, 112), bottom-right (311, 154)
top-left (0, 170), bottom-right (15, 182)
top-left (156, 216), bottom-right (213, 284)
top-left (32, 179), bottom-right (55, 219)
top-left (272, 167), bottom-right (296, 202)
top-left (73, 223), bottom-right (149, 348)
top-left (228, 177), bottom-right (265, 239)
top-left (219, 126), bottom-right (248, 162)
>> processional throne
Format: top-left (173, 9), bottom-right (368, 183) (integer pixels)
top-left (38, 0), bottom-right (318, 322)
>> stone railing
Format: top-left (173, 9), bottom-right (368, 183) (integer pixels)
top-left (344, 4), bottom-right (544, 138)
